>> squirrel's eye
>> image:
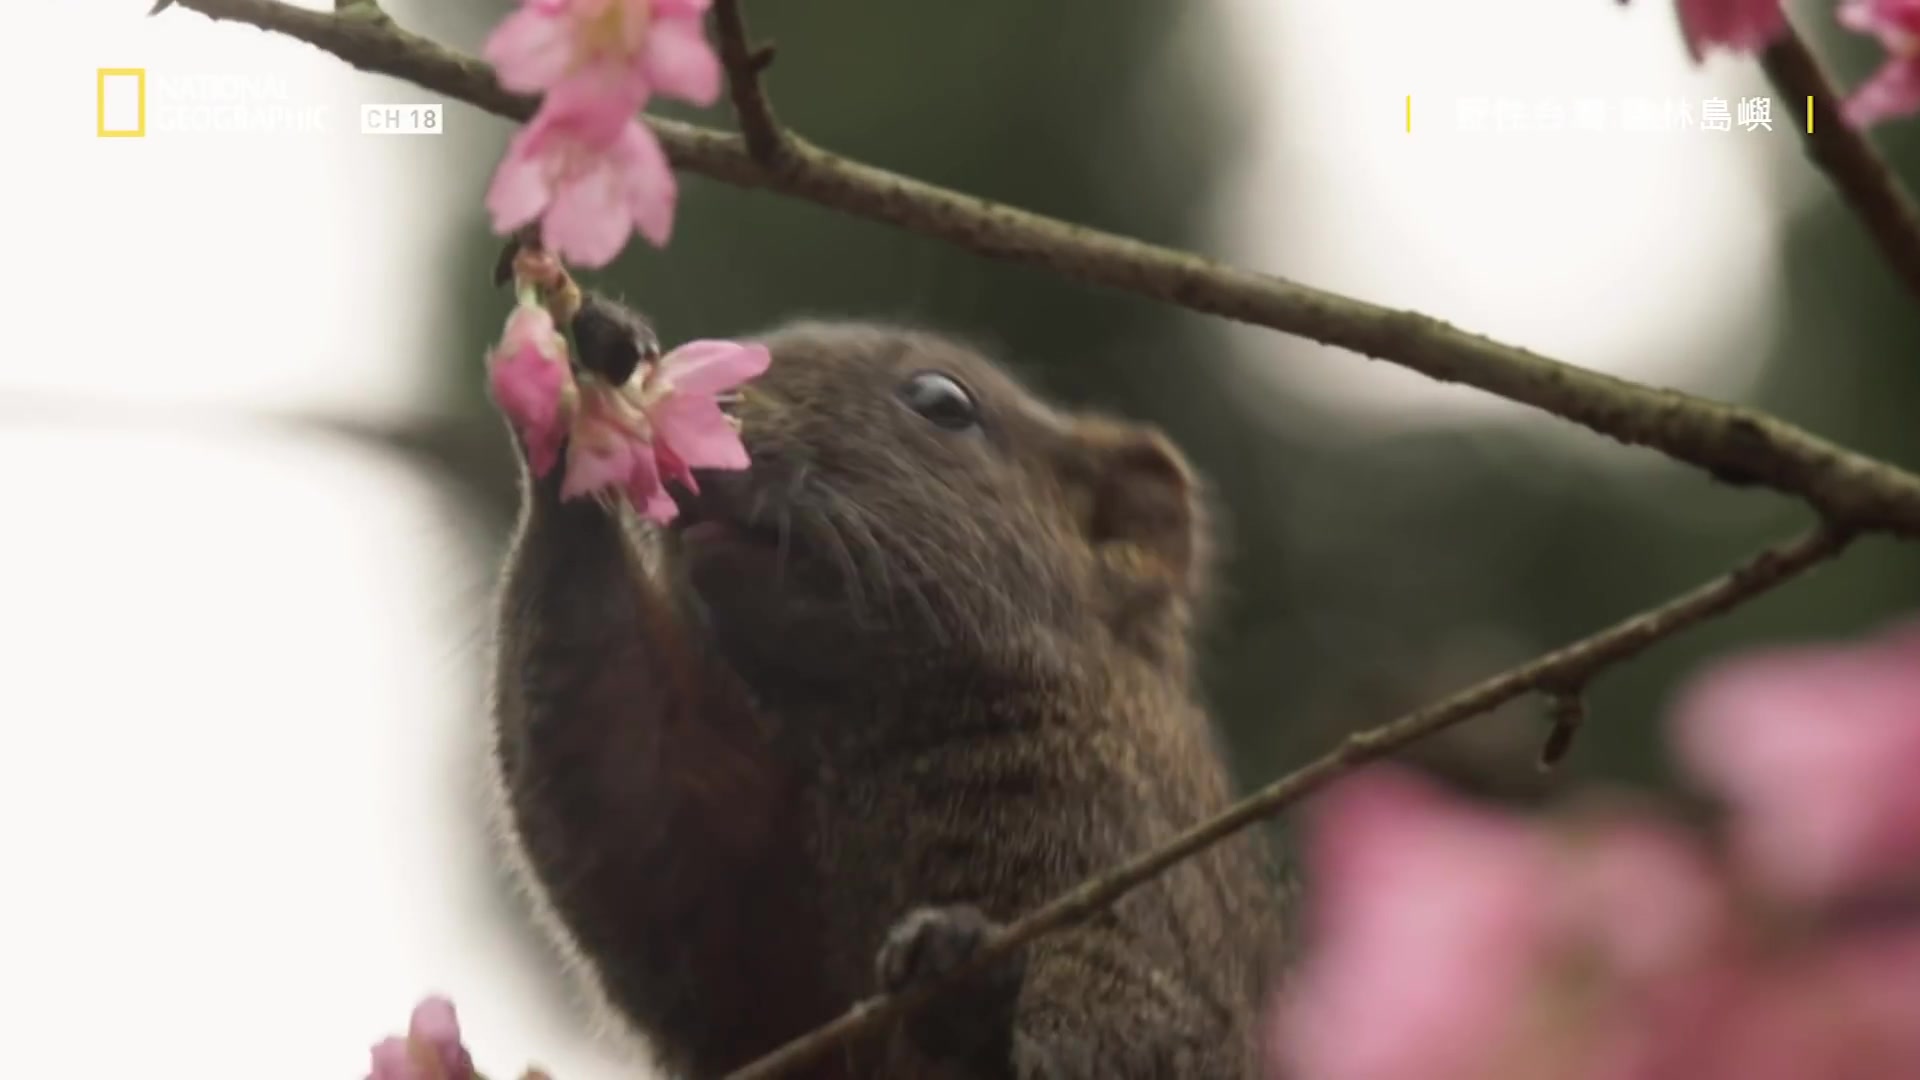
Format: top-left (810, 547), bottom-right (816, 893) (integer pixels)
top-left (898, 371), bottom-right (980, 431)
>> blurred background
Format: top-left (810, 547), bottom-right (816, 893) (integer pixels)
top-left (6, 0), bottom-right (1919, 1076)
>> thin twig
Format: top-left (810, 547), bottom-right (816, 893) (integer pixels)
top-left (724, 525), bottom-right (1854, 1079)
top-left (712, 0), bottom-right (786, 167)
top-left (1761, 23), bottom-right (1920, 307)
top-left (154, 0), bottom-right (1920, 537)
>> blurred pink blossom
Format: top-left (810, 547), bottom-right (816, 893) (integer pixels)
top-left (1672, 619), bottom-right (1920, 903)
top-left (1653, 929), bottom-right (1920, 1079)
top-left (1270, 614), bottom-right (1920, 1080)
top-left (368, 996), bottom-right (475, 1080)
top-left (1267, 768), bottom-right (1730, 1080)
top-left (1269, 768), bottom-right (1550, 1080)
top-left (1674, 0), bottom-right (1787, 62)
top-left (485, 74), bottom-right (678, 268)
top-left (1551, 815), bottom-right (1734, 984)
top-left (482, 0), bottom-right (718, 266)
top-left (1838, 0), bottom-right (1920, 126)
top-left (485, 0), bottom-right (721, 109)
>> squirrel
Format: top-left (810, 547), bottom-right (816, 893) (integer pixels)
top-left (487, 293), bottom-right (1283, 1079)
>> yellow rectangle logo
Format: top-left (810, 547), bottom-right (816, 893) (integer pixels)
top-left (97, 68), bottom-right (146, 137)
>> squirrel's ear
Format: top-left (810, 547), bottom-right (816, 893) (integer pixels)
top-left (1071, 418), bottom-right (1207, 600)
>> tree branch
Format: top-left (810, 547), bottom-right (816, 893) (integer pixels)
top-left (723, 524), bottom-right (1853, 1079)
top-left (712, 0), bottom-right (786, 168)
top-left (1762, 23), bottom-right (1920, 307)
top-left (157, 0), bottom-right (1920, 537)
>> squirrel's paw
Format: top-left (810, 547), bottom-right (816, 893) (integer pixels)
top-left (875, 905), bottom-right (1022, 1069)
top-left (875, 904), bottom-right (998, 994)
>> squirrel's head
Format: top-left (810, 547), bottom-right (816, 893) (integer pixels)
top-left (577, 307), bottom-right (1214, 693)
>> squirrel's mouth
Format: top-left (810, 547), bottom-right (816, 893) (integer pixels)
top-left (675, 517), bottom-right (779, 548)
top-left (666, 474), bottom-right (786, 551)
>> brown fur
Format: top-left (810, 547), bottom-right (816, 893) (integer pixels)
top-left (488, 309), bottom-right (1280, 1079)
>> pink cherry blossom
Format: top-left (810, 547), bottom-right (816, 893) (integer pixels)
top-left (485, 74), bottom-right (677, 268)
top-left (560, 386), bottom-right (678, 521)
top-left (1671, 619), bottom-right (1920, 903)
top-left (553, 339), bottom-right (768, 521)
top-left (1268, 768), bottom-right (1736, 1080)
top-left (1675, 0), bottom-right (1787, 62)
top-left (1551, 814), bottom-right (1734, 985)
top-left (1657, 929), bottom-right (1920, 1079)
top-left (367, 996), bottom-right (475, 1080)
top-left (488, 303), bottom-right (576, 477)
top-left (483, 302), bottom-right (768, 523)
top-left (485, 0), bottom-right (721, 109)
top-left (629, 339), bottom-right (770, 494)
top-left (1268, 768), bottom-right (1562, 1080)
top-left (1838, 0), bottom-right (1920, 127)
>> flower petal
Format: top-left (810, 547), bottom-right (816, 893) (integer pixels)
top-left (491, 352), bottom-right (571, 475)
top-left (613, 120), bottom-right (677, 248)
top-left (1843, 58), bottom-right (1920, 128)
top-left (407, 997), bottom-right (474, 1080)
top-left (499, 302), bottom-right (559, 356)
top-left (542, 66), bottom-right (649, 141)
top-left (650, 392), bottom-right (750, 471)
top-left (544, 159), bottom-right (632, 269)
top-left (368, 1037), bottom-right (422, 1080)
top-left (483, 5), bottom-right (576, 93)
top-left (1555, 816), bottom-right (1733, 984)
top-left (622, 441), bottom-right (677, 521)
top-left (655, 437), bottom-right (698, 494)
top-left (562, 415), bottom-right (640, 500)
top-left (1671, 620), bottom-right (1920, 901)
top-left (1838, 0), bottom-right (1920, 48)
top-left (1675, 0), bottom-right (1787, 63)
top-left (497, 80), bottom-right (656, 263)
top-left (489, 309), bottom-right (573, 477)
top-left (485, 127), bottom-right (555, 235)
top-left (1671, 928), bottom-right (1920, 1078)
top-left (636, 484), bottom-right (680, 523)
top-left (641, 14), bottom-right (724, 106)
top-left (1269, 767), bottom-right (1557, 1080)
top-left (658, 340), bottom-right (772, 396)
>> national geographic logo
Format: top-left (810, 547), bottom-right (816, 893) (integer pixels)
top-left (96, 68), bottom-right (332, 137)
top-left (96, 68), bottom-right (145, 137)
